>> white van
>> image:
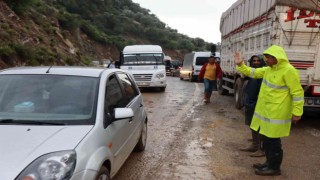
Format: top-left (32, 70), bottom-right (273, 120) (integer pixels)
top-left (180, 51), bottom-right (213, 82)
top-left (120, 45), bottom-right (167, 91)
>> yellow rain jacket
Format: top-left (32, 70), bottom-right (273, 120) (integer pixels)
top-left (236, 45), bottom-right (304, 138)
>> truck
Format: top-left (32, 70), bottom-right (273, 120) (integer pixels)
top-left (219, 0), bottom-right (320, 109)
top-left (119, 45), bottom-right (167, 91)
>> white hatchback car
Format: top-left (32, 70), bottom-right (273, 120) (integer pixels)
top-left (0, 66), bottom-right (148, 180)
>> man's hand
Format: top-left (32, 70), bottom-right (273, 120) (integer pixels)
top-left (292, 115), bottom-right (301, 124)
top-left (234, 52), bottom-right (244, 66)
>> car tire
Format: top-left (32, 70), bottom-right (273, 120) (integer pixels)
top-left (180, 77), bottom-right (183, 80)
top-left (189, 74), bottom-right (194, 82)
top-left (134, 121), bottom-right (147, 152)
top-left (95, 166), bottom-right (110, 180)
top-left (234, 78), bottom-right (244, 109)
top-left (159, 87), bottom-right (165, 92)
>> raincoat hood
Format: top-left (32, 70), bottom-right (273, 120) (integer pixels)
top-left (263, 45), bottom-right (289, 66)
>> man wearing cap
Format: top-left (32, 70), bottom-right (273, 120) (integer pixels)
top-left (198, 55), bottom-right (222, 103)
top-left (234, 45), bottom-right (304, 176)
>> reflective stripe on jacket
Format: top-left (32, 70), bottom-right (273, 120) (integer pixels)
top-left (236, 45), bottom-right (304, 138)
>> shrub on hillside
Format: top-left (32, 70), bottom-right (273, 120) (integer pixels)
top-left (4, 0), bottom-right (38, 15)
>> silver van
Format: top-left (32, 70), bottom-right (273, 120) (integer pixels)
top-left (180, 51), bottom-right (212, 82)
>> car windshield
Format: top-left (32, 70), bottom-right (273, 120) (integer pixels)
top-left (0, 75), bottom-right (98, 125)
top-left (123, 53), bottom-right (164, 65)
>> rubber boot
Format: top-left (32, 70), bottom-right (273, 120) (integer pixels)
top-left (204, 93), bottom-right (209, 103)
top-left (255, 141), bottom-right (282, 176)
top-left (253, 138), bottom-right (269, 169)
top-left (250, 130), bottom-right (265, 157)
top-left (207, 92), bottom-right (212, 103)
top-left (255, 150), bottom-right (282, 176)
top-left (239, 143), bottom-right (258, 152)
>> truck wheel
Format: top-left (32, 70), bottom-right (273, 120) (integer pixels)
top-left (218, 78), bottom-right (229, 95)
top-left (241, 80), bottom-right (248, 108)
top-left (234, 78), bottom-right (243, 109)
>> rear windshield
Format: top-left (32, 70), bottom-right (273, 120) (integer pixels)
top-left (195, 57), bottom-right (209, 65)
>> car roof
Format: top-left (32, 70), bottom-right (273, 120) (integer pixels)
top-left (0, 66), bottom-right (124, 77)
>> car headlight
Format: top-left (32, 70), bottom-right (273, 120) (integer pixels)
top-left (156, 73), bottom-right (165, 79)
top-left (16, 150), bottom-right (76, 180)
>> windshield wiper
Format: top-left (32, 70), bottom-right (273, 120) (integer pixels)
top-left (153, 55), bottom-right (159, 65)
top-left (0, 119), bottom-right (66, 125)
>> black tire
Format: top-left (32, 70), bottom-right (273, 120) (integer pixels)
top-left (180, 77), bottom-right (183, 80)
top-left (189, 74), bottom-right (194, 82)
top-left (218, 78), bottom-right (229, 95)
top-left (234, 78), bottom-right (244, 109)
top-left (135, 121), bottom-right (147, 152)
top-left (159, 87), bottom-right (165, 92)
top-left (95, 166), bottom-right (110, 180)
top-left (241, 80), bottom-right (248, 109)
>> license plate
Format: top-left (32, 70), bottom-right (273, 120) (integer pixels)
top-left (137, 82), bottom-right (149, 86)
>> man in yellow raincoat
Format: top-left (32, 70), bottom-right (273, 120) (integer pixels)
top-left (234, 45), bottom-right (304, 176)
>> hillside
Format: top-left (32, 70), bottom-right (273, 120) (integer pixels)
top-left (0, 0), bottom-right (214, 67)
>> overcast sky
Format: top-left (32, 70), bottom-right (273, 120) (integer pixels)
top-left (131, 0), bottom-right (237, 43)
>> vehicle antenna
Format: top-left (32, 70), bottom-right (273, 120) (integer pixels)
top-left (46, 65), bottom-right (53, 73)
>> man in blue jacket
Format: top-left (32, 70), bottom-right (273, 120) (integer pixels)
top-left (240, 55), bottom-right (266, 157)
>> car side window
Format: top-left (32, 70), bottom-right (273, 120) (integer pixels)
top-left (105, 74), bottom-right (125, 115)
top-left (117, 73), bottom-right (138, 102)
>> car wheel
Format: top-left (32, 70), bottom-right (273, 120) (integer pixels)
top-left (159, 87), bottom-right (165, 92)
top-left (234, 78), bottom-right (244, 109)
top-left (95, 166), bottom-right (110, 180)
top-left (180, 77), bottom-right (183, 80)
top-left (134, 121), bottom-right (147, 152)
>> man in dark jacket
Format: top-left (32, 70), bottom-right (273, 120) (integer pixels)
top-left (240, 55), bottom-right (266, 157)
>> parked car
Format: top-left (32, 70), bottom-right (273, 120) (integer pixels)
top-left (0, 66), bottom-right (148, 180)
top-left (170, 60), bottom-right (182, 77)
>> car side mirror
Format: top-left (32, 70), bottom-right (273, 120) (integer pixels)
top-left (114, 108), bottom-right (134, 120)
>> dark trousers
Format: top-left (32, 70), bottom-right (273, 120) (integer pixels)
top-left (262, 136), bottom-right (283, 170)
top-left (245, 106), bottom-right (262, 149)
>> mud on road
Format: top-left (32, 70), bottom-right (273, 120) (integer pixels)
top-left (113, 77), bottom-right (320, 180)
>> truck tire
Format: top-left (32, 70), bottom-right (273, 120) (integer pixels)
top-left (241, 80), bottom-right (248, 108)
top-left (234, 78), bottom-right (243, 109)
top-left (218, 78), bottom-right (229, 95)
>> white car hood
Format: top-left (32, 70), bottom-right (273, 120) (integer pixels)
top-left (0, 125), bottom-right (93, 180)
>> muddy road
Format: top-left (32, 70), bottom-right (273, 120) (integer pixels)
top-left (113, 77), bottom-right (320, 180)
